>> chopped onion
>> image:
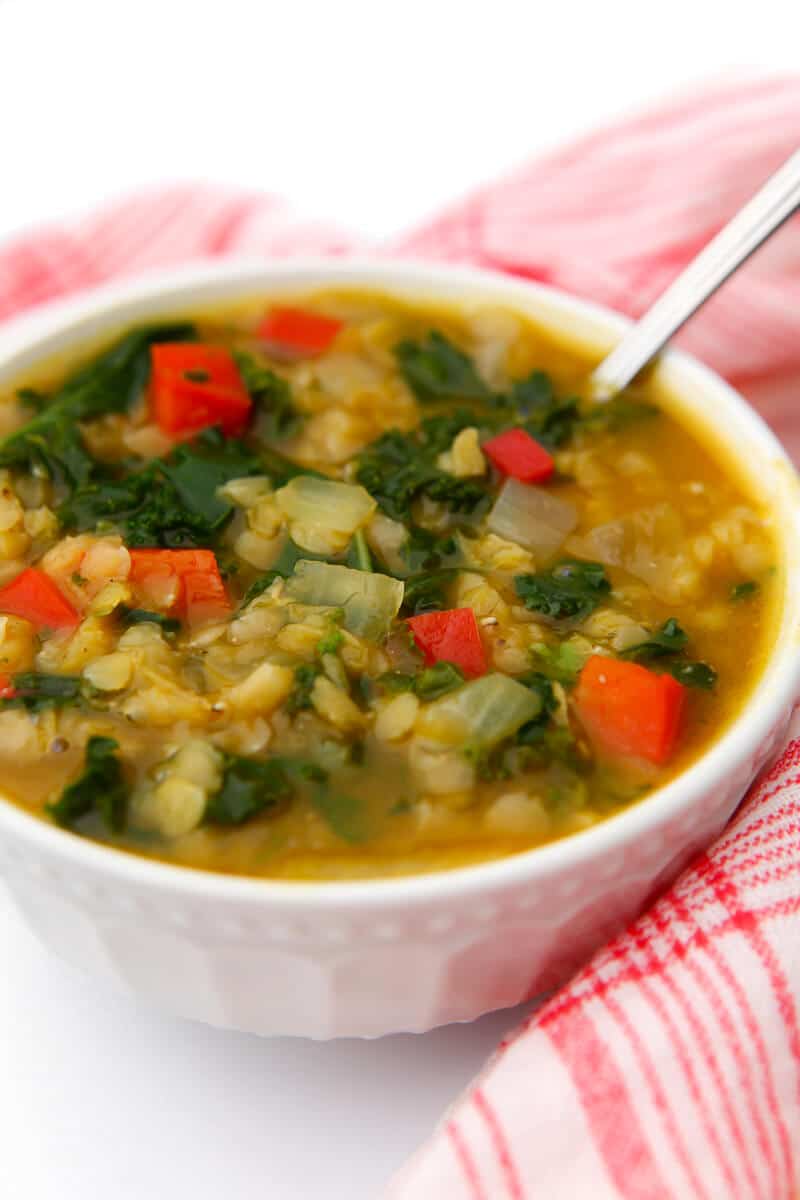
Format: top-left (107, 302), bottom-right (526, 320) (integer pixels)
top-left (416, 673), bottom-right (541, 748)
top-left (274, 476), bottom-right (376, 549)
top-left (285, 560), bottom-right (403, 640)
top-left (488, 479), bottom-right (577, 559)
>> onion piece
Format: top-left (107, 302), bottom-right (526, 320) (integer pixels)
top-left (487, 479), bottom-right (577, 559)
top-left (285, 560), bottom-right (403, 640)
top-left (274, 476), bottom-right (376, 550)
top-left (416, 673), bottom-right (541, 748)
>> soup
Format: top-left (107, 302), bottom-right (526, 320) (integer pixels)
top-left (0, 292), bottom-right (778, 878)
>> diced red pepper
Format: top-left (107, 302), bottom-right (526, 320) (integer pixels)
top-left (257, 307), bottom-right (343, 358)
top-left (0, 674), bottom-right (16, 700)
top-left (150, 343), bottom-right (252, 437)
top-left (407, 608), bottom-right (487, 678)
top-left (129, 549), bottom-right (230, 623)
top-left (574, 655), bottom-right (686, 765)
top-left (482, 428), bottom-right (554, 483)
top-left (0, 567), bottom-right (80, 632)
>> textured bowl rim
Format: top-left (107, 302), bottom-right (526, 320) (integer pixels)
top-left (0, 256), bottom-right (798, 911)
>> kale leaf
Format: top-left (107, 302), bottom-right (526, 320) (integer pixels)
top-left (731, 580), bottom-right (759, 603)
top-left (395, 332), bottom-right (491, 403)
top-left (402, 567), bottom-right (462, 615)
top-left (379, 660), bottom-right (465, 701)
top-left (620, 618), bottom-right (688, 660)
top-left (1, 672), bottom-right (82, 711)
top-left (206, 754), bottom-right (293, 825)
top-left (620, 618), bottom-right (717, 690)
top-left (285, 663), bottom-right (320, 715)
top-left (60, 427), bottom-right (262, 548)
top-left (234, 352), bottom-right (301, 440)
top-left (0, 324), bottom-right (195, 488)
top-left (505, 371), bottom-right (580, 449)
top-left (515, 560), bottom-right (611, 622)
top-left (354, 416), bottom-right (488, 522)
top-left (47, 736), bottom-right (128, 832)
top-left (118, 607), bottom-right (181, 634)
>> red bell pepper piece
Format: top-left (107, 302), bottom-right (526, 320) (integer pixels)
top-left (0, 567), bottom-right (80, 632)
top-left (257, 307), bottom-right (343, 358)
top-left (574, 655), bottom-right (686, 765)
top-left (150, 344), bottom-right (252, 437)
top-left (129, 549), bottom-right (230, 623)
top-left (407, 608), bottom-right (487, 678)
top-left (482, 428), bottom-right (554, 483)
top-left (0, 674), bottom-right (16, 699)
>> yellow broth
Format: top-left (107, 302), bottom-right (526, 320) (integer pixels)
top-left (0, 291), bottom-right (780, 879)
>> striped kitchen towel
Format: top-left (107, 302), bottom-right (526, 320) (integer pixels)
top-left (0, 73), bottom-right (799, 1200)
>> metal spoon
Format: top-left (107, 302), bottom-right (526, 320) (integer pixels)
top-left (591, 148), bottom-right (800, 397)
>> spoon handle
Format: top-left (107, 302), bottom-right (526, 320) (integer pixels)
top-left (591, 148), bottom-right (800, 396)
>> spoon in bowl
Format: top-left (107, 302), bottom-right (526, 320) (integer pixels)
top-left (591, 148), bottom-right (800, 398)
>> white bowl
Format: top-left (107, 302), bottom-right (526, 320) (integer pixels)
top-left (0, 259), bottom-right (798, 1040)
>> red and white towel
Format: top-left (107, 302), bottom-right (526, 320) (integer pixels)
top-left (1, 73), bottom-right (799, 1200)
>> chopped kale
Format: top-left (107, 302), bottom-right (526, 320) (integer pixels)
top-left (118, 607), bottom-right (181, 634)
top-left (234, 352), bottom-right (301, 440)
top-left (47, 736), bottom-right (128, 832)
top-left (395, 331), bottom-right (491, 403)
top-left (620, 618), bottom-right (688, 661)
top-left (515, 560), bottom-right (611, 622)
top-left (0, 324), bottom-right (195, 488)
top-left (621, 618), bottom-right (716, 690)
top-left (531, 641), bottom-right (588, 687)
top-left (378, 660), bottom-right (465, 700)
top-left (402, 567), bottom-right (462, 615)
top-left (1, 672), bottom-right (82, 711)
top-left (665, 661), bottom-right (717, 690)
top-left (505, 371), bottom-right (580, 449)
top-left (60, 427), bottom-right (262, 548)
top-left (206, 754), bottom-right (293, 825)
top-left (355, 424), bottom-right (487, 522)
top-left (317, 627), bottom-right (345, 655)
top-left (731, 580), bottom-right (760, 603)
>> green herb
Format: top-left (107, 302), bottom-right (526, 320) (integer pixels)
top-left (234, 352), bottom-right (301, 440)
top-left (505, 371), bottom-right (580, 449)
top-left (620, 618), bottom-right (688, 661)
top-left (414, 661), bottom-right (465, 700)
top-left (60, 427), bottom-right (262, 548)
top-left (531, 641), bottom-right (588, 687)
top-left (515, 560), bottom-right (611, 622)
top-left (118, 607), bottom-right (181, 634)
top-left (285, 663), bottom-right (319, 715)
top-left (665, 661), bottom-right (717, 690)
top-left (731, 580), bottom-right (760, 603)
top-left (317, 628), bottom-right (345, 655)
top-left (395, 331), bottom-right (491, 403)
top-left (620, 618), bottom-right (716, 690)
top-left (355, 417), bottom-right (488, 522)
top-left (47, 736), bottom-right (128, 832)
top-left (206, 754), bottom-right (293, 825)
top-left (403, 524), bottom-right (459, 573)
top-left (1, 672), bottom-right (82, 711)
top-left (402, 566), bottom-right (463, 615)
top-left (346, 528), bottom-right (372, 573)
top-left (0, 324), bottom-right (195, 488)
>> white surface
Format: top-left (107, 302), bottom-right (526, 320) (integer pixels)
top-left (0, 1), bottom-right (797, 1197)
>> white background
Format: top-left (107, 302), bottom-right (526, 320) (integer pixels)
top-left (0, 2), bottom-right (797, 1197)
